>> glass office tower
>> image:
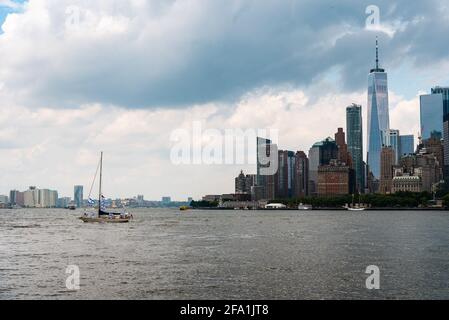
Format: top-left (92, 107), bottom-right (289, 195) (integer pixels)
top-left (367, 39), bottom-right (390, 179)
top-left (308, 137), bottom-right (338, 196)
top-left (432, 87), bottom-right (449, 185)
top-left (431, 87), bottom-right (449, 121)
top-left (74, 185), bottom-right (83, 208)
top-left (399, 135), bottom-right (415, 157)
top-left (346, 104), bottom-right (365, 193)
top-left (420, 93), bottom-right (443, 140)
top-left (382, 129), bottom-right (400, 164)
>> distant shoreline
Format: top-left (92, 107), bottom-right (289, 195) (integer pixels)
top-left (192, 207), bottom-right (447, 211)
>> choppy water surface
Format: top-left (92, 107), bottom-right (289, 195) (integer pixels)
top-left (0, 208), bottom-right (448, 299)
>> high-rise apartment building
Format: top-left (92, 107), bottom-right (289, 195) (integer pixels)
top-left (9, 190), bottom-right (19, 205)
top-left (74, 185), bottom-right (83, 208)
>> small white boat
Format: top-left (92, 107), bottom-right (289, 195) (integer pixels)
top-left (265, 203), bottom-right (287, 209)
top-left (298, 203), bottom-right (312, 210)
top-left (347, 207), bottom-right (366, 211)
top-left (346, 193), bottom-right (365, 212)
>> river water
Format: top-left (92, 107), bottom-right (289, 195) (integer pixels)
top-left (0, 208), bottom-right (448, 299)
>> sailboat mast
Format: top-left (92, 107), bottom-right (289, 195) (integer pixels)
top-left (98, 151), bottom-right (103, 217)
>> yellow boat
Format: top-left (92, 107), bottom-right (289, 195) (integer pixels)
top-left (179, 206), bottom-right (190, 211)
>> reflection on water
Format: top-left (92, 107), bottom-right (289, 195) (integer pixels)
top-left (0, 208), bottom-right (448, 299)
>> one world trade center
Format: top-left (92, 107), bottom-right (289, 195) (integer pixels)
top-left (367, 38), bottom-right (390, 179)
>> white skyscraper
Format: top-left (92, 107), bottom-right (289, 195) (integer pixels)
top-left (367, 38), bottom-right (390, 179)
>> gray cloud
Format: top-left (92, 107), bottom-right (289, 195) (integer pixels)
top-left (0, 0), bottom-right (448, 109)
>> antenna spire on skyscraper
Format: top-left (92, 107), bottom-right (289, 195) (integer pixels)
top-left (370, 36), bottom-right (384, 73)
top-left (376, 36), bottom-right (379, 69)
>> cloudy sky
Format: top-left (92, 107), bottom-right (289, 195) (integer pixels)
top-left (1, 0), bottom-right (449, 200)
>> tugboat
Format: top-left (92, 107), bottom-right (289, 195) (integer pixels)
top-left (79, 152), bottom-right (131, 223)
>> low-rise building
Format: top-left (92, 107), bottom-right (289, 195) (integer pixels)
top-left (392, 175), bottom-right (422, 193)
top-left (202, 195), bottom-right (221, 202)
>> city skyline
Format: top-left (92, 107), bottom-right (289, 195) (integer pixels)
top-left (2, 1), bottom-right (449, 199)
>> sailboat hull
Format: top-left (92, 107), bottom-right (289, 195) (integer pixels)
top-left (79, 217), bottom-right (130, 223)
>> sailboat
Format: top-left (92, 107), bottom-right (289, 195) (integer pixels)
top-left (347, 193), bottom-right (365, 212)
top-left (79, 152), bottom-right (131, 223)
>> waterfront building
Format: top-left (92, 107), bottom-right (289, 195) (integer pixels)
top-left (235, 170), bottom-right (246, 193)
top-left (308, 137), bottom-right (339, 196)
top-left (308, 143), bottom-right (320, 196)
top-left (57, 197), bottom-right (71, 208)
top-left (445, 120), bottom-right (449, 187)
top-left (250, 185), bottom-right (265, 201)
top-left (21, 187), bottom-right (58, 208)
top-left (379, 147), bottom-right (395, 194)
top-left (418, 134), bottom-right (444, 181)
top-left (382, 129), bottom-right (400, 164)
top-left (399, 135), bottom-right (414, 158)
top-left (420, 93), bottom-right (443, 140)
top-left (335, 128), bottom-right (353, 167)
top-left (275, 150), bottom-right (296, 199)
top-left (365, 163), bottom-right (379, 194)
top-left (136, 195), bottom-right (144, 206)
top-left (235, 170), bottom-right (256, 194)
top-left (23, 186), bottom-right (39, 207)
top-left (367, 38), bottom-right (390, 179)
top-left (431, 87), bottom-right (449, 120)
top-left (346, 104), bottom-right (365, 193)
top-left (37, 189), bottom-right (58, 208)
top-left (394, 152), bottom-right (440, 193)
top-left (162, 197), bottom-right (171, 204)
top-left (74, 185), bottom-right (83, 208)
top-left (256, 137), bottom-right (277, 200)
top-left (392, 175), bottom-right (422, 193)
top-left (294, 151), bottom-right (309, 198)
top-left (432, 87), bottom-right (449, 187)
top-left (9, 190), bottom-right (19, 205)
top-left (0, 195), bottom-right (8, 204)
top-left (415, 151), bottom-right (441, 193)
top-left (16, 192), bottom-right (24, 207)
top-left (202, 195), bottom-right (221, 202)
top-left (317, 160), bottom-right (354, 196)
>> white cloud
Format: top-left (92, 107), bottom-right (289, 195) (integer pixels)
top-left (0, 0), bottom-right (22, 9)
top-left (0, 84), bottom-right (420, 199)
top-left (0, 0), bottom-right (432, 200)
